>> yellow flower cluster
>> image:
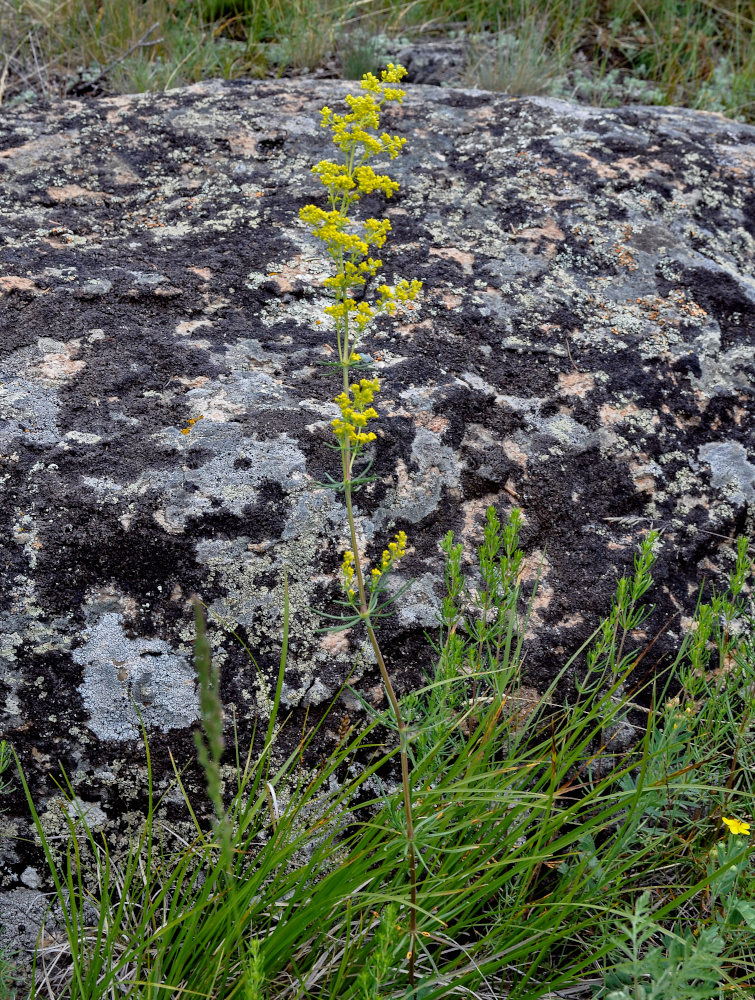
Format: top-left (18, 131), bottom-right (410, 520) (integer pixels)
top-left (331, 378), bottom-right (380, 447)
top-left (323, 258), bottom-right (382, 291)
top-left (325, 298), bottom-right (376, 336)
top-left (310, 160), bottom-right (356, 192)
top-left (353, 165), bottom-right (400, 198)
top-left (312, 160), bottom-right (399, 199)
top-left (341, 549), bottom-right (356, 599)
top-left (299, 65), bottom-right (422, 364)
top-left (370, 531), bottom-right (408, 587)
top-left (341, 529), bottom-right (408, 601)
top-left (377, 278), bottom-right (424, 315)
top-left (298, 205), bottom-right (377, 259)
top-left (359, 64), bottom-right (408, 103)
top-left (318, 64), bottom-right (408, 160)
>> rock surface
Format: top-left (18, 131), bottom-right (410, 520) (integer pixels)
top-left (0, 77), bottom-right (753, 952)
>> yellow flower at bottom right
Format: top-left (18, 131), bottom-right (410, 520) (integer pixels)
top-left (722, 816), bottom-right (751, 837)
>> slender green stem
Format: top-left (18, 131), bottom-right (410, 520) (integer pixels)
top-left (342, 447), bottom-right (417, 989)
top-left (303, 68), bottom-right (421, 988)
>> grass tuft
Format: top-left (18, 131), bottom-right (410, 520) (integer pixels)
top-left (8, 510), bottom-right (755, 998)
top-left (0, 0), bottom-right (752, 119)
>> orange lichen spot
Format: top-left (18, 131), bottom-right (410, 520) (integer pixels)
top-left (612, 242), bottom-right (637, 270)
top-left (180, 415), bottom-right (204, 435)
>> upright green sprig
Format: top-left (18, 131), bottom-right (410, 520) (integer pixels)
top-left (0, 741), bottom-right (12, 798)
top-left (300, 64), bottom-right (421, 988)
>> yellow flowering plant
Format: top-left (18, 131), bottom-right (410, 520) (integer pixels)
top-left (299, 64), bottom-right (421, 626)
top-left (722, 816), bottom-right (751, 838)
top-left (299, 64), bottom-right (421, 986)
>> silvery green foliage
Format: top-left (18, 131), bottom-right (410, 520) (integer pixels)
top-left (602, 892), bottom-right (725, 1000)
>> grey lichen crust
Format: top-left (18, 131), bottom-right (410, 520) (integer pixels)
top-left (74, 611), bottom-right (198, 742)
top-left (0, 78), bottom-right (753, 933)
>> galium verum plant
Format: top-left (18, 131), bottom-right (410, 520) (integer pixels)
top-left (299, 63), bottom-right (422, 985)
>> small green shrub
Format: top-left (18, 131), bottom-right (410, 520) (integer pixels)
top-left (464, 21), bottom-right (563, 96)
top-left (337, 27), bottom-right (387, 80)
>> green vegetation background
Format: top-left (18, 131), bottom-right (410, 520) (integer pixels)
top-left (0, 0), bottom-right (753, 121)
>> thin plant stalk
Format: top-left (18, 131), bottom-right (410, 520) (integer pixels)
top-left (343, 467), bottom-right (418, 983)
top-left (299, 64), bottom-right (423, 986)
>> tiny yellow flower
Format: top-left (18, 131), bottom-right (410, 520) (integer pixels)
top-left (341, 549), bottom-right (357, 598)
top-left (376, 532), bottom-right (408, 574)
top-left (722, 816), bottom-right (751, 836)
top-left (331, 379), bottom-right (381, 447)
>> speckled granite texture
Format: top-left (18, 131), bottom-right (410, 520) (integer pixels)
top-left (0, 78), bottom-right (753, 947)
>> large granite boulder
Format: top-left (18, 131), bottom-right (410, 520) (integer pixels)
top-left (0, 77), bottom-right (753, 951)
